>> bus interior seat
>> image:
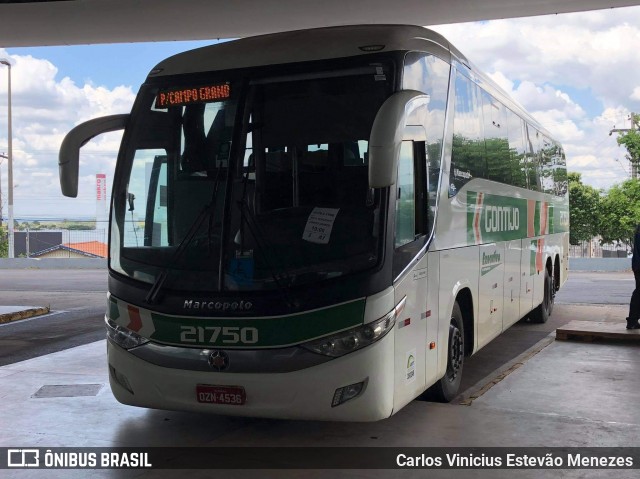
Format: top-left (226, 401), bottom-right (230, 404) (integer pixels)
top-left (333, 143), bottom-right (369, 207)
top-left (180, 104), bottom-right (207, 173)
top-left (256, 150), bottom-right (293, 211)
top-left (343, 142), bottom-right (363, 166)
top-left (182, 106), bottom-right (229, 174)
top-left (172, 177), bottom-right (224, 243)
top-left (299, 149), bottom-right (334, 206)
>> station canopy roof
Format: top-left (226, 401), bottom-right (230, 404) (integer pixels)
top-left (1, 0), bottom-right (639, 47)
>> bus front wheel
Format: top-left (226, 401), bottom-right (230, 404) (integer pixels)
top-left (432, 301), bottom-right (465, 402)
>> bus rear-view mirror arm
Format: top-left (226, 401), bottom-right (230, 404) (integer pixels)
top-left (368, 90), bottom-right (429, 188)
top-left (59, 114), bottom-right (129, 197)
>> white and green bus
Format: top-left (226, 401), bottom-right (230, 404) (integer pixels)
top-left (59, 25), bottom-right (568, 421)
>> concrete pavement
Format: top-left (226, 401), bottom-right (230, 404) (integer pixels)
top-left (0, 304), bottom-right (639, 478)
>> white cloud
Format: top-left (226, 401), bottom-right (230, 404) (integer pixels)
top-left (433, 10), bottom-right (640, 109)
top-left (432, 6), bottom-right (640, 190)
top-left (2, 7), bottom-right (640, 220)
top-left (0, 50), bottom-right (134, 219)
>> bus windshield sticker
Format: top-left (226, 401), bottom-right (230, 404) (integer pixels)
top-left (302, 207), bottom-right (340, 244)
top-left (155, 83), bottom-right (231, 108)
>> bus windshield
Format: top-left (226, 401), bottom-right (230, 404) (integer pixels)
top-left (110, 60), bottom-right (395, 293)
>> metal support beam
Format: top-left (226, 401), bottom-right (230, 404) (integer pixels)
top-left (0, 60), bottom-right (13, 258)
top-left (610, 113), bottom-right (639, 180)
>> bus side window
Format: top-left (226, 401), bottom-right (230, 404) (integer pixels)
top-left (482, 91), bottom-right (511, 185)
top-left (395, 141), bottom-right (416, 248)
top-left (124, 149), bottom-right (169, 248)
top-left (525, 125), bottom-right (542, 191)
top-left (393, 137), bottom-right (428, 278)
top-left (146, 155), bottom-right (169, 247)
top-left (450, 71), bottom-right (484, 197)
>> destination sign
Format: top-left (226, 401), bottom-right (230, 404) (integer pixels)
top-left (155, 83), bottom-right (231, 108)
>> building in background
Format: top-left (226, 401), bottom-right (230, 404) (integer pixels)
top-left (14, 231), bottom-right (62, 257)
top-left (29, 240), bottom-right (107, 259)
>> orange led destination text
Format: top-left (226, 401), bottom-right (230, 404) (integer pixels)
top-left (156, 84), bottom-right (230, 108)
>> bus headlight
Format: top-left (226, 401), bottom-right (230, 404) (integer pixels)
top-left (302, 298), bottom-right (404, 358)
top-left (105, 316), bottom-right (149, 350)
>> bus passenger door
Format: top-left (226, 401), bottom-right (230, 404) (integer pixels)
top-left (477, 243), bottom-right (504, 348)
top-left (503, 239), bottom-right (522, 329)
top-left (392, 135), bottom-right (429, 411)
top-left (520, 238), bottom-right (536, 316)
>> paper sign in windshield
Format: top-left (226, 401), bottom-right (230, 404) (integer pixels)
top-left (303, 207), bottom-right (340, 244)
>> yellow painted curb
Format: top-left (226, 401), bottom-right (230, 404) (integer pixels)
top-left (0, 306), bottom-right (51, 324)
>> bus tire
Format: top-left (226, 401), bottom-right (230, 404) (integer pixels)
top-left (431, 301), bottom-right (465, 402)
top-left (530, 267), bottom-right (554, 324)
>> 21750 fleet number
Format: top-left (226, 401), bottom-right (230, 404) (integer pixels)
top-left (180, 326), bottom-right (259, 345)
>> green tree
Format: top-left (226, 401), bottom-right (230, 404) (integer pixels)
top-left (66, 223), bottom-right (95, 230)
top-left (568, 172), bottom-right (601, 245)
top-left (0, 225), bottom-right (7, 258)
top-left (599, 178), bottom-right (640, 247)
top-left (616, 113), bottom-right (640, 175)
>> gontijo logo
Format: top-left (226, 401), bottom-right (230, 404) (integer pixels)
top-left (468, 192), bottom-right (527, 244)
top-left (485, 204), bottom-right (520, 233)
top-left (467, 192), bottom-right (562, 245)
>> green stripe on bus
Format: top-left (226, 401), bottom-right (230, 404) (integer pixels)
top-left (109, 296), bottom-right (120, 321)
top-left (109, 296), bottom-right (366, 348)
top-left (467, 191), bottom-right (478, 245)
top-left (553, 203), bottom-right (569, 233)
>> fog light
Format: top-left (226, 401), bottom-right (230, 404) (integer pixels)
top-left (105, 316), bottom-right (149, 350)
top-left (109, 365), bottom-right (134, 394)
top-left (331, 380), bottom-right (366, 407)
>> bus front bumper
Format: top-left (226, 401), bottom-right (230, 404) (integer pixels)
top-left (107, 332), bottom-right (395, 422)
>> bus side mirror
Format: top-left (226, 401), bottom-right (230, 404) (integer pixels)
top-left (59, 114), bottom-right (129, 197)
top-left (368, 91), bottom-right (430, 188)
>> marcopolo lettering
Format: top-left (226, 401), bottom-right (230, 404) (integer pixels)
top-left (183, 299), bottom-right (253, 311)
top-left (484, 205), bottom-right (520, 233)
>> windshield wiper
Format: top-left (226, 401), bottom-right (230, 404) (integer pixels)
top-left (145, 169), bottom-right (223, 305)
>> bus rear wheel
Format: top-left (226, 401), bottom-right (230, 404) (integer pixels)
top-left (431, 301), bottom-right (465, 402)
top-left (530, 267), bottom-right (554, 324)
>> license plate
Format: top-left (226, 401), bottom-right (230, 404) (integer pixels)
top-left (196, 384), bottom-right (246, 405)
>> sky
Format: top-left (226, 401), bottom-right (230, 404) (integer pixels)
top-left (1, 5), bottom-right (640, 221)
